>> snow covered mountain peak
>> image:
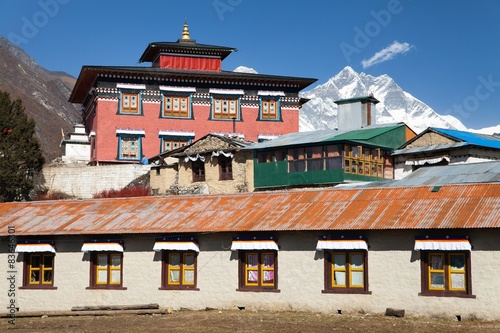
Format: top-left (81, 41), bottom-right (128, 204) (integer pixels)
top-left (300, 66), bottom-right (465, 133)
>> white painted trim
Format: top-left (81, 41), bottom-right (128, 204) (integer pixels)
top-left (258, 90), bottom-right (285, 96)
top-left (158, 130), bottom-right (195, 137)
top-left (414, 239), bottom-right (471, 251)
top-left (116, 129), bottom-right (145, 135)
top-left (209, 88), bottom-right (244, 95)
top-left (230, 240), bottom-right (279, 251)
top-left (316, 240), bottom-right (368, 251)
top-left (81, 242), bottom-right (124, 252)
top-left (159, 86), bottom-right (196, 93)
top-left (258, 134), bottom-right (279, 141)
top-left (15, 243), bottom-right (56, 253)
top-left (153, 241), bottom-right (199, 252)
top-left (117, 83), bottom-right (146, 90)
top-left (405, 156), bottom-right (450, 166)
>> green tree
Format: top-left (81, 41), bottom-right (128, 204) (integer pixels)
top-left (0, 91), bottom-right (45, 202)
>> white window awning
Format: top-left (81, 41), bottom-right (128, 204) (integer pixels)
top-left (230, 239), bottom-right (279, 251)
top-left (258, 134), bottom-right (279, 141)
top-left (405, 156), bottom-right (450, 166)
top-left (117, 83), bottom-right (146, 90)
top-left (116, 129), bottom-right (145, 136)
top-left (15, 243), bottom-right (56, 253)
top-left (159, 85), bottom-right (196, 93)
top-left (316, 239), bottom-right (368, 251)
top-left (153, 241), bottom-right (199, 252)
top-left (209, 88), bottom-right (244, 95)
top-left (158, 130), bottom-right (195, 138)
top-left (257, 90), bottom-right (285, 97)
top-left (414, 239), bottom-right (471, 251)
top-left (81, 242), bottom-right (123, 252)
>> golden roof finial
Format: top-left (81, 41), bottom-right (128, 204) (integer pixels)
top-left (181, 19), bottom-right (191, 40)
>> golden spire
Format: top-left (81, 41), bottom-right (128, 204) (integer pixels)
top-left (181, 19), bottom-right (191, 40)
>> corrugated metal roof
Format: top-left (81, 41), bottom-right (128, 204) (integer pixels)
top-left (0, 183), bottom-right (499, 237)
top-left (433, 128), bottom-right (500, 149)
top-left (245, 123), bottom-right (404, 150)
top-left (392, 142), bottom-right (468, 155)
top-left (390, 161), bottom-right (500, 187)
top-left (335, 161), bottom-right (500, 189)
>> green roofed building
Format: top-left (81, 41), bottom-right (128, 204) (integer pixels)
top-left (246, 122), bottom-right (416, 190)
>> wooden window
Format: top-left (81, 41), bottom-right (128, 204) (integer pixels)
top-left (22, 253), bottom-right (55, 289)
top-left (325, 145), bottom-right (342, 170)
top-left (161, 251), bottom-right (198, 290)
top-left (219, 156), bottom-right (233, 180)
top-left (419, 251), bottom-right (473, 298)
top-left (306, 146), bottom-right (324, 171)
top-left (162, 138), bottom-right (190, 152)
top-left (288, 147), bottom-right (305, 173)
top-left (192, 159), bottom-right (205, 182)
top-left (121, 92), bottom-right (140, 114)
top-left (238, 251), bottom-right (278, 292)
top-left (261, 98), bottom-right (279, 120)
top-left (213, 98), bottom-right (238, 119)
top-left (323, 251), bottom-right (369, 294)
top-left (343, 145), bottom-right (385, 177)
top-left (119, 135), bottom-right (140, 159)
top-left (89, 253), bottom-right (124, 289)
top-left (163, 95), bottom-right (190, 118)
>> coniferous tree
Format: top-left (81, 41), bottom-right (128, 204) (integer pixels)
top-left (0, 91), bottom-right (45, 202)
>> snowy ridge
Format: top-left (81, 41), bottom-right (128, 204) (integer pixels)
top-left (299, 66), bottom-right (466, 134)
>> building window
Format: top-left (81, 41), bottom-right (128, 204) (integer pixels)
top-left (260, 98), bottom-right (280, 120)
top-left (288, 147), bottom-right (306, 172)
top-left (162, 95), bottom-right (191, 118)
top-left (286, 145), bottom-right (342, 173)
top-left (192, 159), bottom-right (205, 182)
top-left (118, 135), bottom-right (142, 160)
top-left (161, 137), bottom-right (191, 153)
top-left (212, 97), bottom-right (239, 119)
top-left (161, 252), bottom-right (198, 290)
top-left (257, 150), bottom-right (287, 164)
top-left (344, 145), bottom-right (386, 177)
top-left (120, 91), bottom-right (141, 114)
top-left (323, 251), bottom-right (369, 294)
top-left (238, 251), bottom-right (278, 292)
top-left (219, 156), bottom-right (233, 180)
top-left (419, 251), bottom-right (473, 297)
top-left (89, 252), bottom-right (124, 289)
top-left (22, 253), bottom-right (55, 288)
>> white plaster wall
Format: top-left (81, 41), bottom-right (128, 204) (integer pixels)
top-left (40, 164), bottom-right (150, 198)
top-left (62, 144), bottom-right (90, 163)
top-left (2, 230), bottom-right (500, 319)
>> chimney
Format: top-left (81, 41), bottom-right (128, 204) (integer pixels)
top-left (334, 95), bottom-right (379, 131)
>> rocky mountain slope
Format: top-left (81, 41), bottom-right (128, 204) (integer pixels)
top-left (0, 36), bottom-right (81, 161)
top-left (299, 66), bottom-right (466, 133)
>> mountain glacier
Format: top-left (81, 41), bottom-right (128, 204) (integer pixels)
top-left (299, 66), bottom-right (466, 133)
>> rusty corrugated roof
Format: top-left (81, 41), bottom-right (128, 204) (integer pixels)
top-left (0, 184), bottom-right (499, 236)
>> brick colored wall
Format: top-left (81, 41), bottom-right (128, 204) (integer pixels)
top-left (92, 99), bottom-right (299, 162)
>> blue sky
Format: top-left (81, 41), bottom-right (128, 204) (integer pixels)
top-left (1, 0), bottom-right (500, 130)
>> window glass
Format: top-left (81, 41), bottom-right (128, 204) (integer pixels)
top-left (97, 270), bottom-right (108, 284)
top-left (241, 251), bottom-right (277, 290)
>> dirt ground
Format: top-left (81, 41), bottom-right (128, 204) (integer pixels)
top-left (2, 310), bottom-right (500, 333)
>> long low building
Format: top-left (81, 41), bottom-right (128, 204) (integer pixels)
top-left (1, 183), bottom-right (499, 319)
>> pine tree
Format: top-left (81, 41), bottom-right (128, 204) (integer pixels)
top-left (0, 91), bottom-right (45, 202)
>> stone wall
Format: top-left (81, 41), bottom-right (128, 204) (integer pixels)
top-left (37, 164), bottom-right (151, 199)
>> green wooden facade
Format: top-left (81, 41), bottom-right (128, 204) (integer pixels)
top-left (251, 124), bottom-right (413, 189)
